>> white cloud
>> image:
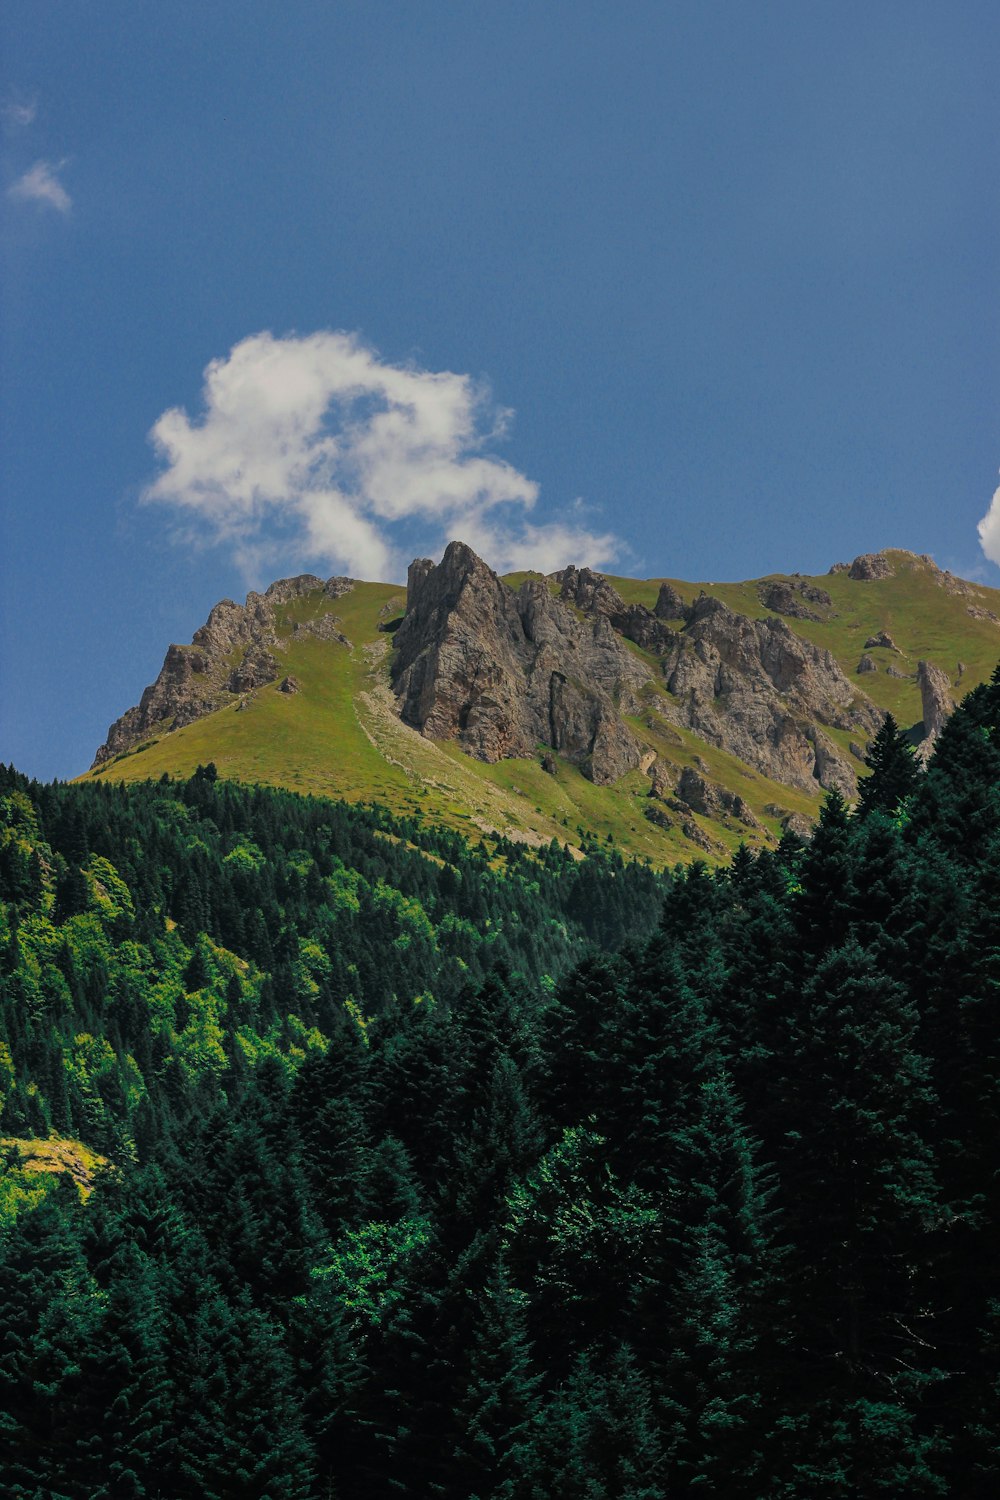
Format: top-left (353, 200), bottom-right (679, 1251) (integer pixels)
top-left (8, 159), bottom-right (71, 214)
top-left (143, 331), bottom-right (621, 581)
top-left (978, 480), bottom-right (1000, 568)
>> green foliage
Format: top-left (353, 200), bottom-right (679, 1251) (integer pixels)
top-left (0, 661), bottom-right (999, 1494)
top-left (312, 1216), bottom-right (432, 1329)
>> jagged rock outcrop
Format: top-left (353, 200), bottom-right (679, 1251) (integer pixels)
top-left (93, 574), bottom-right (352, 764)
top-left (654, 582), bottom-right (688, 619)
top-left (674, 766), bottom-right (762, 830)
top-left (393, 545), bottom-right (884, 799)
top-left (292, 613), bottom-right (352, 645)
top-left (391, 544), bottom-right (648, 784)
top-left (645, 757), bottom-right (674, 798)
top-left (916, 660), bottom-right (953, 747)
top-left (554, 566), bottom-right (681, 653)
top-left (759, 579), bottom-right (832, 621)
top-left (650, 593), bottom-right (882, 795)
top-left (840, 552), bottom-right (895, 580)
top-left (864, 631), bottom-right (900, 652)
top-left (857, 654), bottom-right (877, 674)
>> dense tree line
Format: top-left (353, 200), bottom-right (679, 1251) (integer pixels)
top-left (0, 670), bottom-right (998, 1496)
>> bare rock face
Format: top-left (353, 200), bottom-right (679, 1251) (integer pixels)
top-left (554, 566), bottom-right (680, 653)
top-left (654, 582), bottom-right (688, 619)
top-left (645, 757), bottom-right (674, 798)
top-left (759, 580), bottom-right (832, 621)
top-left (392, 544), bottom-right (648, 784)
top-left (292, 613), bottom-right (352, 646)
top-left (916, 660), bottom-right (953, 747)
top-left (848, 552), bottom-right (895, 581)
top-left (675, 766), bottom-right (762, 830)
top-left (393, 545), bottom-right (884, 800)
top-left (652, 594), bottom-right (883, 796)
top-left (864, 631), bottom-right (899, 652)
top-left (857, 654), bottom-right (877, 674)
top-left (93, 574), bottom-right (353, 765)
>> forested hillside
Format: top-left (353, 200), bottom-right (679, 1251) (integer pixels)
top-left (2, 668), bottom-right (1000, 1496)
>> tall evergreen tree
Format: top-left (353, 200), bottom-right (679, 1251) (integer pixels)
top-left (856, 713), bottom-right (920, 818)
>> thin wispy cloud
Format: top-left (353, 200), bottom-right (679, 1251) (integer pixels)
top-left (8, 158), bottom-right (71, 214)
top-left (143, 331), bottom-right (621, 581)
top-left (977, 478), bottom-right (1000, 569)
top-left (3, 95), bottom-right (38, 129)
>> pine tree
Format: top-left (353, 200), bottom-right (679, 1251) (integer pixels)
top-left (449, 1262), bottom-right (540, 1500)
top-left (857, 713), bottom-right (920, 819)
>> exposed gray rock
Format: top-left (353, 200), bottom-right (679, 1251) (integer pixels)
top-left (644, 802), bottom-right (673, 830)
top-left (967, 606), bottom-right (1000, 624)
top-left (645, 757), bottom-right (674, 798)
top-left (681, 818), bottom-right (718, 853)
top-left (936, 568), bottom-right (976, 596)
top-left (292, 613), bottom-right (352, 646)
top-left (856, 654), bottom-right (877, 674)
top-left (654, 582), bottom-right (688, 619)
top-left (781, 812), bottom-right (813, 839)
top-left (759, 580), bottom-right (831, 621)
top-left (262, 574), bottom-right (325, 604)
top-left (805, 725), bottom-right (857, 798)
top-left (675, 766), bottom-right (714, 816)
top-left (651, 592), bottom-right (883, 796)
top-left (848, 552), bottom-right (895, 581)
top-left (392, 543), bottom-right (648, 785)
top-left (675, 766), bottom-right (761, 829)
top-left (279, 676), bottom-right (300, 694)
top-left (864, 631), bottom-right (900, 652)
top-left (92, 574), bottom-right (349, 765)
top-left (916, 660), bottom-right (953, 748)
top-left (886, 665), bottom-right (912, 680)
top-left (227, 644), bottom-right (278, 694)
top-left (555, 565), bottom-right (680, 653)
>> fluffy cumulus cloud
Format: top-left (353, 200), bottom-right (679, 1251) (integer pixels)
top-left (143, 331), bottom-right (620, 581)
top-left (8, 159), bottom-right (71, 213)
top-left (978, 479), bottom-right (1000, 569)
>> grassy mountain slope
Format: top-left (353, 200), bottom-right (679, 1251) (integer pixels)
top-left (82, 550), bottom-right (1000, 865)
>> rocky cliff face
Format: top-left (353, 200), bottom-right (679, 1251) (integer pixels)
top-left (391, 544), bottom-right (647, 784)
top-left (916, 659), bottom-right (954, 749)
top-left (391, 544), bottom-right (885, 797)
top-left (93, 575), bottom-right (352, 765)
top-left (648, 593), bottom-right (884, 796)
top-left (93, 541), bottom-right (978, 819)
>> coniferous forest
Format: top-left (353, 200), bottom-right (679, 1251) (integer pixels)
top-left (1, 670), bottom-right (999, 1498)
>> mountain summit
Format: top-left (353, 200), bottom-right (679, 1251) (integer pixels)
top-left (87, 544), bottom-right (1000, 863)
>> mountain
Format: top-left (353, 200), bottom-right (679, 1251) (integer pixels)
top-left (85, 542), bottom-right (1000, 863)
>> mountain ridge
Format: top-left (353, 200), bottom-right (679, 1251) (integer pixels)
top-left (85, 543), bottom-right (1000, 865)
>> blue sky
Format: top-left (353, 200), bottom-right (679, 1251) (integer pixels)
top-left (2, 1), bottom-right (998, 780)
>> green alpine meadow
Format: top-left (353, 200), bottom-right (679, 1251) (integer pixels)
top-left (2, 538), bottom-right (1000, 1492)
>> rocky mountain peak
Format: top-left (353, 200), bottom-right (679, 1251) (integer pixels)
top-left (392, 543), bottom-right (646, 783)
top-left (90, 541), bottom-right (985, 841)
top-left (92, 573), bottom-right (354, 766)
top-left (389, 543), bottom-right (893, 799)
